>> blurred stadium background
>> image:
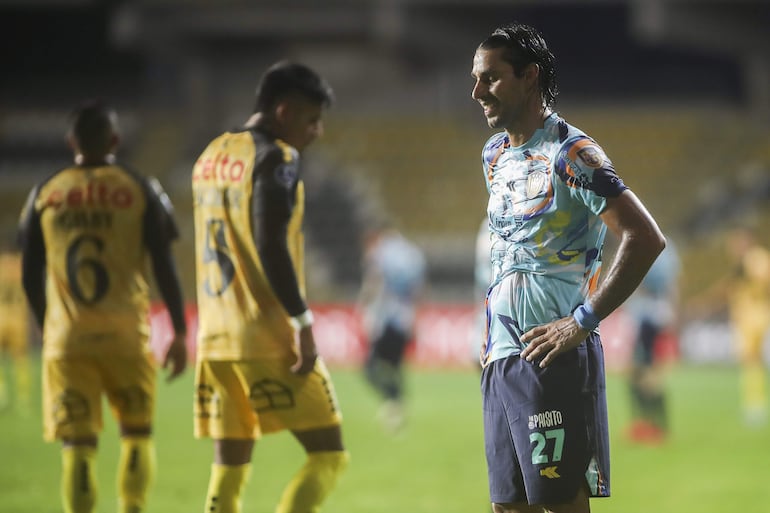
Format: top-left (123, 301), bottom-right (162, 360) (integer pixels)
top-left (2, 1), bottom-right (770, 512)
top-left (3, 0), bottom-right (770, 367)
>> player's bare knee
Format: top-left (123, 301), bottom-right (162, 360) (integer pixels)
top-left (491, 501), bottom-right (542, 513)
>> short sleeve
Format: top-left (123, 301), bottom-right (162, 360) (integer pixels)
top-left (554, 137), bottom-right (627, 215)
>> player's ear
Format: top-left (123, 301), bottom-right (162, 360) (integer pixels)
top-left (66, 132), bottom-right (78, 153)
top-left (524, 62), bottom-right (540, 84)
top-left (275, 101), bottom-right (290, 124)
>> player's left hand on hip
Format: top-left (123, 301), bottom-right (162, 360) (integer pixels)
top-left (520, 316), bottom-right (588, 368)
top-left (163, 334), bottom-right (188, 382)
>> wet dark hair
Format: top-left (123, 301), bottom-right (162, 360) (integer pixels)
top-left (254, 61), bottom-right (334, 112)
top-left (69, 99), bottom-right (117, 155)
top-left (479, 22), bottom-right (558, 108)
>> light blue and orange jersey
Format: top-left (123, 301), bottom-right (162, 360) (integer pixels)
top-left (481, 113), bottom-right (627, 364)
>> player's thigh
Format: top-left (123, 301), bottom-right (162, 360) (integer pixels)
top-left (372, 325), bottom-right (410, 365)
top-left (292, 424), bottom-right (344, 453)
top-left (543, 484), bottom-right (590, 513)
top-left (734, 322), bottom-right (767, 362)
top-left (101, 352), bottom-right (156, 429)
top-left (42, 357), bottom-right (104, 441)
top-left (244, 357), bottom-right (343, 435)
top-left (491, 502), bottom-right (543, 513)
top-left (482, 359), bottom-right (529, 505)
top-left (194, 359), bottom-right (260, 440)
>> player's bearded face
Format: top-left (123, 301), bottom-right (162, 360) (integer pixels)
top-left (471, 48), bottom-right (525, 130)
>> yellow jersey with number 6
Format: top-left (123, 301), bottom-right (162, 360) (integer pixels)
top-left (192, 129), bottom-right (305, 361)
top-left (30, 165), bottom-right (152, 358)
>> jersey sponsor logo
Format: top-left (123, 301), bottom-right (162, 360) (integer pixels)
top-left (528, 409), bottom-right (563, 429)
top-left (540, 466), bottom-right (561, 478)
top-left (44, 182), bottom-right (134, 210)
top-left (250, 379), bottom-right (295, 412)
top-left (193, 152), bottom-right (246, 183)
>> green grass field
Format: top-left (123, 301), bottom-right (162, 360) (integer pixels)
top-left (1, 360), bottom-right (769, 513)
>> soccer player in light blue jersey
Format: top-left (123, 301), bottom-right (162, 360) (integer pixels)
top-left (470, 23), bottom-right (665, 513)
top-left (358, 221), bottom-right (426, 433)
top-left (624, 239), bottom-right (681, 443)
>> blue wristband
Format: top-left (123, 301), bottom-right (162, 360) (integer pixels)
top-left (573, 303), bottom-right (600, 331)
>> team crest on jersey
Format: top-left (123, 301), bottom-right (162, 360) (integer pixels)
top-left (526, 171), bottom-right (548, 199)
top-left (577, 145), bottom-right (605, 168)
top-left (274, 161), bottom-right (298, 187)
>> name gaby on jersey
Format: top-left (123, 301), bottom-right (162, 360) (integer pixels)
top-left (192, 153), bottom-right (246, 183)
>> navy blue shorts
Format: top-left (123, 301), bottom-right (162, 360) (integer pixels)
top-left (481, 332), bottom-right (610, 505)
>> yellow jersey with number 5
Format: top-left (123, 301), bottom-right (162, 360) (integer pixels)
top-left (192, 129), bottom-right (305, 361)
top-left (28, 165), bottom-right (152, 358)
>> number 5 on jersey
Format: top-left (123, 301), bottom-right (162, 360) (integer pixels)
top-left (203, 218), bottom-right (235, 296)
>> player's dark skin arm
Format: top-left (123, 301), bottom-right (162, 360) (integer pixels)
top-left (252, 149), bottom-right (317, 374)
top-left (144, 183), bottom-right (187, 381)
top-left (18, 193), bottom-right (47, 330)
top-left (520, 190), bottom-right (665, 367)
top-left (147, 243), bottom-right (187, 380)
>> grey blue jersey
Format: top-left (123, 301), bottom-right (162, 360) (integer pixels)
top-left (624, 240), bottom-right (680, 327)
top-left (482, 113), bottom-right (627, 365)
top-left (361, 231), bottom-right (426, 339)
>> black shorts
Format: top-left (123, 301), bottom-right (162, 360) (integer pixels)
top-left (369, 323), bottom-right (410, 366)
top-left (481, 332), bottom-right (610, 505)
top-left (632, 318), bottom-right (661, 367)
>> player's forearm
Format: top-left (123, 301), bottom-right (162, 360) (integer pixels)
top-left (257, 237), bottom-right (308, 316)
top-left (253, 194), bottom-right (307, 316)
top-left (588, 230), bottom-right (665, 321)
top-left (150, 247), bottom-right (187, 335)
top-left (584, 190), bottom-right (665, 322)
top-left (21, 255), bottom-right (46, 330)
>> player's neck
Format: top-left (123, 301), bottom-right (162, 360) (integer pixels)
top-left (505, 107), bottom-right (551, 147)
top-left (244, 113), bottom-right (279, 139)
top-left (243, 112), bottom-right (261, 130)
top-left (74, 153), bottom-right (115, 166)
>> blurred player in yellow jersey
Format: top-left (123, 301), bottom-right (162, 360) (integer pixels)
top-left (0, 247), bottom-right (32, 413)
top-left (726, 226), bottom-right (770, 426)
top-left (192, 61), bottom-right (348, 513)
top-left (18, 100), bottom-right (188, 513)
top-left (691, 225), bottom-right (770, 426)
